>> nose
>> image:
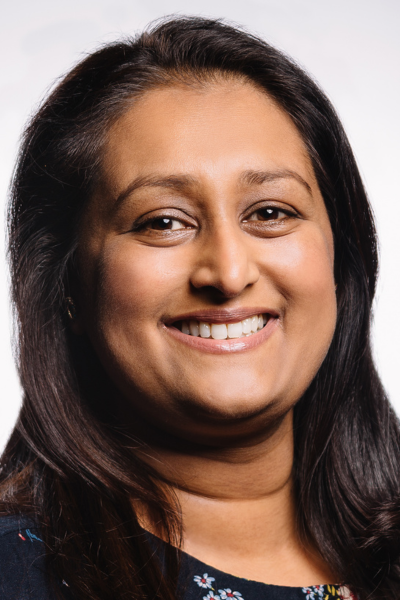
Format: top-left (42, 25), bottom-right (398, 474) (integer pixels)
top-left (189, 222), bottom-right (260, 298)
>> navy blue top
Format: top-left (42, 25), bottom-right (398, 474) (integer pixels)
top-left (0, 515), bottom-right (355, 599)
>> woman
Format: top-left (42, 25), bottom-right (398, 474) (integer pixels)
top-left (0, 16), bottom-right (399, 600)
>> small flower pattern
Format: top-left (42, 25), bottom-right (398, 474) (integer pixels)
top-left (338, 586), bottom-right (357, 600)
top-left (218, 590), bottom-right (243, 599)
top-left (18, 529), bottom-right (43, 544)
top-left (193, 575), bottom-right (243, 600)
top-left (302, 584), bottom-right (358, 599)
top-left (203, 592), bottom-right (220, 600)
top-left (302, 586), bottom-right (325, 599)
top-left (194, 573), bottom-right (216, 589)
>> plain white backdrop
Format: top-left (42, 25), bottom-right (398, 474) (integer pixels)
top-left (1, 0), bottom-right (399, 452)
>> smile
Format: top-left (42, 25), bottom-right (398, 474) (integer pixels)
top-left (175, 313), bottom-right (268, 340)
top-left (164, 309), bottom-right (279, 354)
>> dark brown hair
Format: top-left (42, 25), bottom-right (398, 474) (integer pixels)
top-left (1, 16), bottom-right (400, 600)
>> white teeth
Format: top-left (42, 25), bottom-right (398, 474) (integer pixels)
top-left (189, 320), bottom-right (199, 337)
top-left (242, 318), bottom-right (252, 334)
top-left (199, 322), bottom-right (211, 338)
top-left (178, 314), bottom-right (269, 339)
top-left (227, 322), bottom-right (242, 339)
top-left (211, 323), bottom-right (228, 339)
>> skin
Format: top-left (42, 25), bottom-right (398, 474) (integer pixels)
top-left (74, 79), bottom-right (338, 586)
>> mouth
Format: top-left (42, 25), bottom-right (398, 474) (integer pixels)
top-left (163, 308), bottom-right (279, 353)
top-left (172, 313), bottom-right (269, 340)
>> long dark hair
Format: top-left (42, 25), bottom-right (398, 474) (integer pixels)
top-left (1, 16), bottom-right (399, 600)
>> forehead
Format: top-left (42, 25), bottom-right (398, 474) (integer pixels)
top-left (100, 80), bottom-right (318, 197)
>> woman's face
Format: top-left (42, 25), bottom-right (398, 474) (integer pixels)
top-left (76, 80), bottom-right (337, 445)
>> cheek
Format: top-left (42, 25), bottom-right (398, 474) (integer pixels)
top-left (83, 240), bottom-right (185, 389)
top-left (262, 227), bottom-right (336, 350)
top-left (94, 241), bottom-right (182, 325)
top-left (264, 226), bottom-right (334, 296)
top-left (253, 227), bottom-right (336, 401)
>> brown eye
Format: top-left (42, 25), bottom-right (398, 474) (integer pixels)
top-left (147, 217), bottom-right (185, 231)
top-left (246, 207), bottom-right (287, 222)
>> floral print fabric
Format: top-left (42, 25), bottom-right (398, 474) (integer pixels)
top-left (193, 572), bottom-right (358, 600)
top-left (0, 515), bottom-right (359, 600)
top-left (302, 584), bottom-right (357, 599)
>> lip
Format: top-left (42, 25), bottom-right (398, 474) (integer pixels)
top-left (163, 313), bottom-right (279, 354)
top-left (164, 307), bottom-right (280, 326)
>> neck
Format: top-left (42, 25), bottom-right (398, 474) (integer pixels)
top-left (132, 410), bottom-right (334, 586)
top-left (135, 408), bottom-right (294, 501)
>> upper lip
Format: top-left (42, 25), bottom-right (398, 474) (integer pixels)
top-left (164, 307), bottom-right (280, 325)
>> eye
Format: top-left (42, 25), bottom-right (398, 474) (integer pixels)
top-left (246, 207), bottom-right (288, 222)
top-left (141, 217), bottom-right (186, 231)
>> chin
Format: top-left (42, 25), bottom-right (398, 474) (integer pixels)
top-left (174, 384), bottom-right (289, 433)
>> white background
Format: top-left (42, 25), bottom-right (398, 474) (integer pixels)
top-left (1, 0), bottom-right (399, 452)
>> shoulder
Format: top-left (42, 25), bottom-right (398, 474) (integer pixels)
top-left (0, 514), bottom-right (58, 599)
top-left (0, 513), bottom-right (44, 557)
top-left (0, 513), bottom-right (44, 550)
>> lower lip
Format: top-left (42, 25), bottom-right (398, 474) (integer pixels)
top-left (163, 317), bottom-right (279, 354)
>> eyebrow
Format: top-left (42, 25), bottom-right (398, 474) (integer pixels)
top-left (240, 169), bottom-right (312, 195)
top-left (113, 168), bottom-right (312, 208)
